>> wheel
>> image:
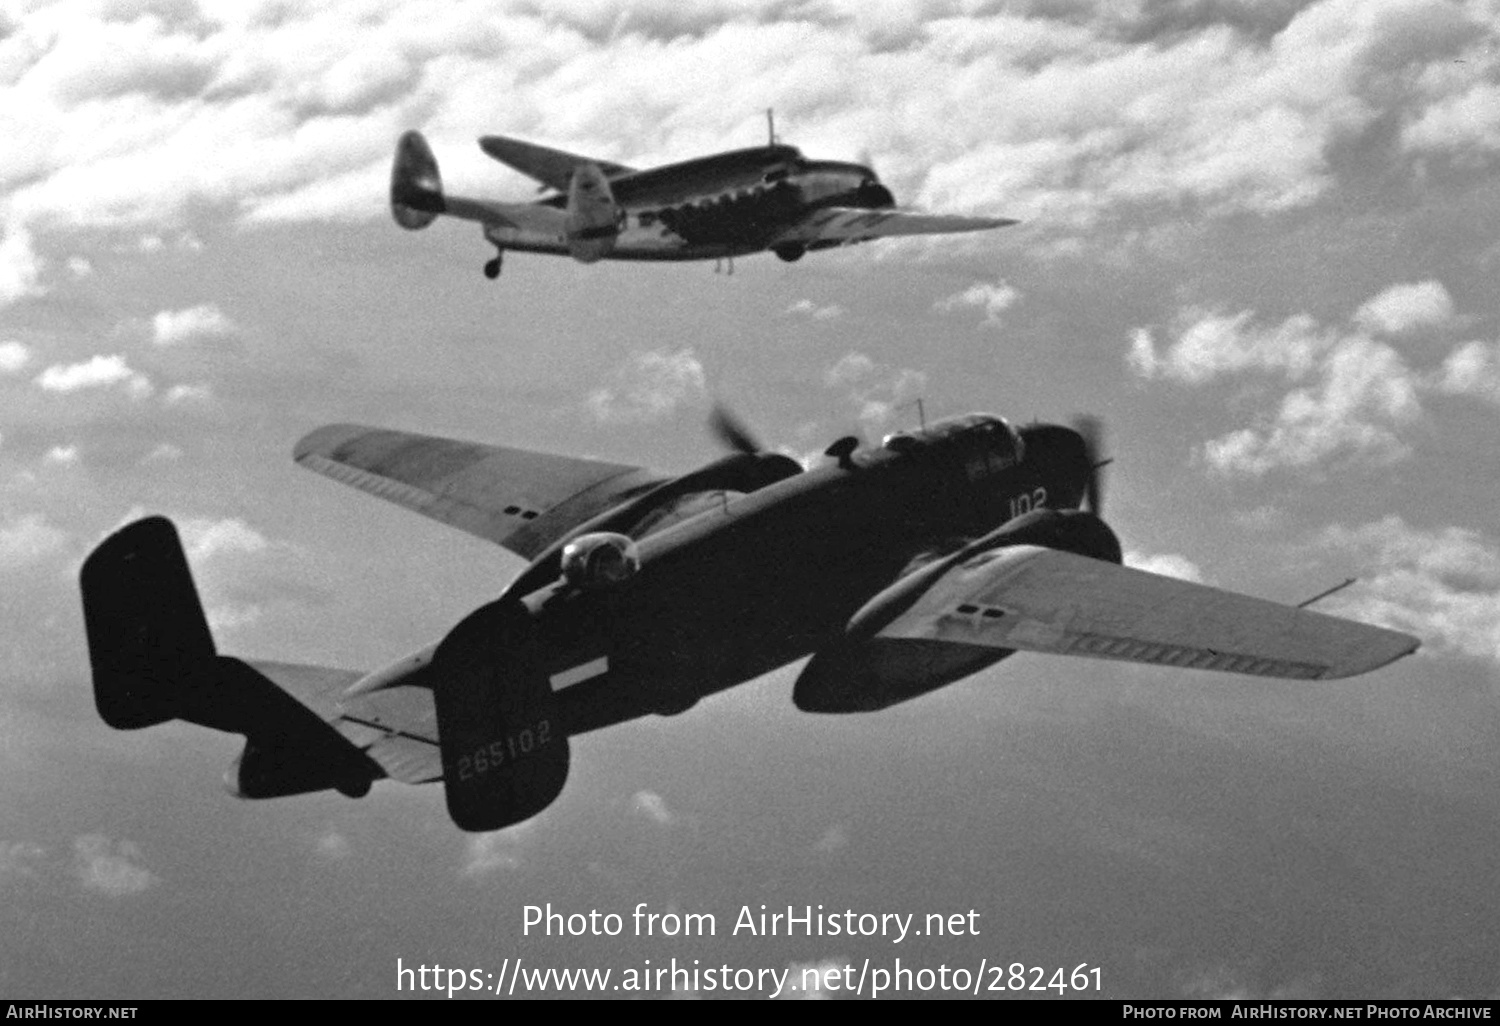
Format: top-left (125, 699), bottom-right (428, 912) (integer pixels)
top-left (483, 256), bottom-right (501, 279)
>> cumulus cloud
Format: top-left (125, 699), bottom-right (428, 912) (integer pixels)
top-left (151, 303), bottom-right (236, 346)
top-left (1125, 311), bottom-right (1331, 384)
top-left (1200, 336), bottom-right (1422, 476)
top-left (823, 351), bottom-right (926, 428)
top-left (933, 280), bottom-right (1020, 328)
top-left (0, 514), bottom-right (69, 570)
top-left (73, 834), bottom-right (157, 897)
top-left (1353, 281), bottom-right (1454, 335)
top-left (1431, 340), bottom-right (1500, 404)
top-left (0, 0), bottom-right (1491, 254)
top-left (1125, 550), bottom-right (1206, 583)
top-left (0, 341), bottom-right (33, 373)
top-left (175, 516), bottom-right (330, 632)
top-left (586, 348), bottom-right (706, 422)
top-left (164, 382), bottom-right (214, 405)
top-left (1128, 280), bottom-right (1495, 476)
top-left (0, 225), bottom-right (45, 308)
top-left (461, 823), bottom-right (534, 877)
top-left (34, 354), bottom-right (153, 399)
top-left (1316, 516), bottom-right (1500, 667)
top-left (631, 790), bottom-right (675, 826)
top-left (785, 299), bottom-right (844, 320)
top-left (43, 444), bottom-right (79, 465)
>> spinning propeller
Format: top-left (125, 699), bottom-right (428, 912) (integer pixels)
top-left (709, 403), bottom-right (766, 456)
top-left (1071, 415), bottom-right (1109, 517)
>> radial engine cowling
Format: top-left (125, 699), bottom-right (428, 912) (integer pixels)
top-left (560, 533), bottom-right (640, 591)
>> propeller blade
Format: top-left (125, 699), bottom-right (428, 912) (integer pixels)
top-left (709, 404), bottom-right (763, 455)
top-left (1071, 415), bottom-right (1107, 517)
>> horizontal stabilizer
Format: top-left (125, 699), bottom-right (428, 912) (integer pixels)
top-left (81, 516), bottom-right (381, 798)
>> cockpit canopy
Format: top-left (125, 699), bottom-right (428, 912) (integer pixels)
top-left (882, 414), bottom-right (1024, 467)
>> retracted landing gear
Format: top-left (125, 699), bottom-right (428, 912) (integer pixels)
top-left (483, 248), bottom-right (504, 280)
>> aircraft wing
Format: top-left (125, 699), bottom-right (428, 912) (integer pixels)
top-left (770, 207), bottom-right (1018, 247)
top-left (294, 424), bottom-right (668, 561)
top-left (248, 660), bottom-right (441, 785)
top-left (478, 135), bottom-right (636, 193)
top-left (874, 545), bottom-right (1420, 680)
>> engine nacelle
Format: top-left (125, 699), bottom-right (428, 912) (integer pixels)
top-left (560, 533), bottom-right (640, 590)
top-left (564, 162), bottom-right (620, 262)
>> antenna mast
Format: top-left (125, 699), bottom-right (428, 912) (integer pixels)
top-left (766, 108), bottom-right (776, 146)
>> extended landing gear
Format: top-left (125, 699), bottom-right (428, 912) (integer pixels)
top-left (483, 248), bottom-right (503, 279)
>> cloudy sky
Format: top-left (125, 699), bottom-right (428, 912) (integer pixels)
top-left (4, 0), bottom-right (1500, 1000)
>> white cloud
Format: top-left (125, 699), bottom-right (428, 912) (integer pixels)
top-left (173, 516), bottom-right (329, 633)
top-left (1353, 280), bottom-right (1454, 335)
top-left (0, 0), bottom-right (1487, 253)
top-left (586, 348), bottom-right (706, 422)
top-left (1403, 79), bottom-right (1500, 156)
top-left (823, 352), bottom-right (926, 429)
top-left (1129, 281), bottom-right (1496, 476)
top-left (179, 517), bottom-right (268, 562)
top-left (785, 298), bottom-right (845, 320)
top-left (164, 383), bottom-right (214, 405)
top-left (824, 352), bottom-right (875, 388)
top-left (461, 823), bottom-right (534, 877)
top-left (0, 341), bottom-right (32, 373)
top-left (0, 225), bottom-right (44, 309)
top-left (142, 442), bottom-right (184, 463)
top-left (1317, 516), bottom-right (1500, 667)
top-left (34, 354), bottom-right (153, 399)
top-left (66, 255), bottom-right (91, 276)
top-left (1125, 550), bottom-right (1206, 583)
top-left (43, 444), bottom-right (79, 465)
top-left (152, 303), bottom-right (236, 346)
top-left (0, 514), bottom-right (69, 570)
top-left (1202, 336), bottom-right (1422, 476)
top-left (933, 280), bottom-right (1020, 328)
top-left (73, 834), bottom-right (157, 897)
top-left (631, 790), bottom-right (675, 826)
top-left (1126, 310), bottom-right (1331, 385)
top-left (1431, 340), bottom-right (1500, 404)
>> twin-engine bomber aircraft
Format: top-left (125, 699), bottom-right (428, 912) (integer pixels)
top-left (390, 126), bottom-right (1017, 278)
top-left (82, 413), bottom-right (1419, 832)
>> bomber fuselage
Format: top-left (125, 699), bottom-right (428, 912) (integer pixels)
top-left (514, 418), bottom-right (1092, 733)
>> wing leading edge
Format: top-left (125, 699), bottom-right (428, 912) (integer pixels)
top-left (479, 135), bottom-right (636, 193)
top-left (294, 424), bottom-right (668, 561)
top-left (771, 207), bottom-right (1019, 248)
top-left (876, 545), bottom-right (1419, 680)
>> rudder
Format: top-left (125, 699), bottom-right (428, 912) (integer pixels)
top-left (81, 516), bottom-right (217, 730)
top-left (430, 599), bottom-right (570, 832)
